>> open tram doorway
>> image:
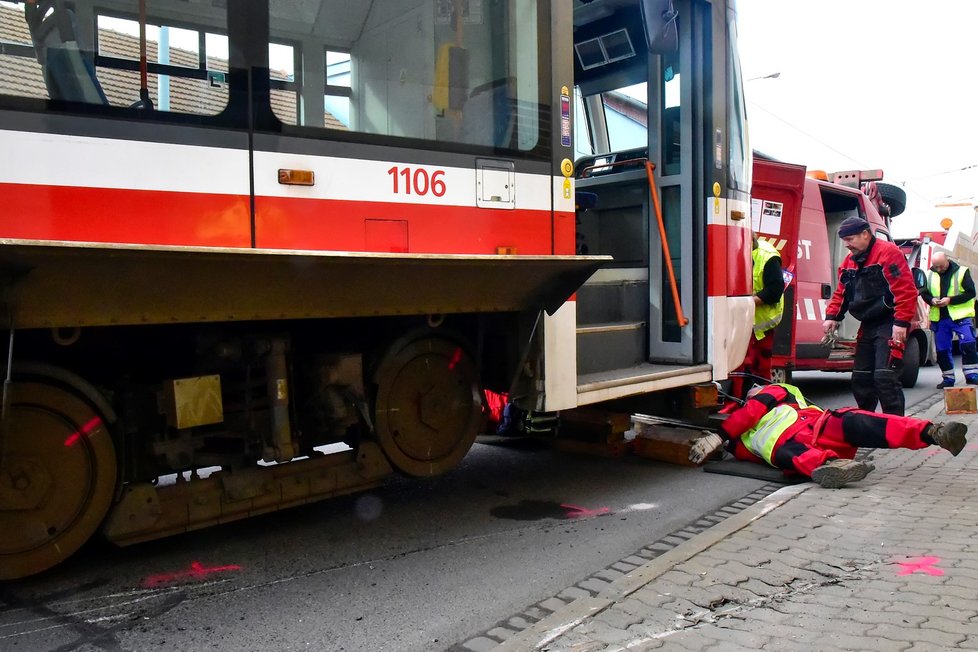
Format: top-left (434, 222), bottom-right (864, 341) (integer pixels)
top-left (572, 0), bottom-right (708, 392)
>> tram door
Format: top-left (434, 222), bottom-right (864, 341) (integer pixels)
top-left (647, 1), bottom-right (703, 364)
top-left (573, 0), bottom-right (706, 380)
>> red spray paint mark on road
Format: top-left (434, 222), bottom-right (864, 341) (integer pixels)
top-left (141, 560), bottom-right (243, 588)
top-left (561, 504), bottom-right (611, 519)
top-left (893, 556), bottom-right (944, 576)
top-left (64, 417), bottom-right (104, 447)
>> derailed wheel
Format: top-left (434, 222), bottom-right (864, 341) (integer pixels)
top-left (372, 337), bottom-right (483, 477)
top-left (0, 382), bottom-right (117, 579)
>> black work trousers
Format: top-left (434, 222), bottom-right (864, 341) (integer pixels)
top-left (851, 319), bottom-right (905, 416)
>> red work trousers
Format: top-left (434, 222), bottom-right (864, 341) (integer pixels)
top-left (731, 330), bottom-right (775, 401)
top-left (771, 408), bottom-right (930, 477)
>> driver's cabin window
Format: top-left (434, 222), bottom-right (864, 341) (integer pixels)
top-left (601, 82), bottom-right (647, 152)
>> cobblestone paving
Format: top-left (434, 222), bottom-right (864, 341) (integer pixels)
top-left (491, 397), bottom-right (978, 651)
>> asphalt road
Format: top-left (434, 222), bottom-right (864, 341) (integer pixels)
top-left (0, 365), bottom-right (946, 652)
top-left (791, 362), bottom-right (943, 412)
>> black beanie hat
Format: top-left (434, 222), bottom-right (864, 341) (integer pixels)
top-left (838, 216), bottom-right (871, 237)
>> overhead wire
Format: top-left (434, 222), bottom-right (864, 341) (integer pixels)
top-left (747, 101), bottom-right (872, 169)
top-left (748, 100), bottom-right (941, 207)
top-left (906, 163), bottom-right (978, 182)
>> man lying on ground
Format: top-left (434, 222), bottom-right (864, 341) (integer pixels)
top-left (689, 383), bottom-right (968, 488)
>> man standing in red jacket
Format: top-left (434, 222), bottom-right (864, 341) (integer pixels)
top-left (821, 216), bottom-right (918, 415)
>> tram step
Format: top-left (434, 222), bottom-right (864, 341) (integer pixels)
top-left (576, 321), bottom-right (646, 375)
top-left (576, 280), bottom-right (648, 325)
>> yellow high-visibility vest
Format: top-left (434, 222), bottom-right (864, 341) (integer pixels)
top-left (928, 266), bottom-right (976, 322)
top-left (752, 239), bottom-right (784, 339)
top-left (741, 384), bottom-right (821, 466)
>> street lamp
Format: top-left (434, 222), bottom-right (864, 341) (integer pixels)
top-left (747, 72), bottom-right (781, 82)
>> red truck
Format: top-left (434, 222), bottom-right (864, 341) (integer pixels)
top-left (751, 155), bottom-right (933, 388)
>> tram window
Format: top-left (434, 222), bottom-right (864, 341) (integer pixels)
top-left (1, 0), bottom-right (108, 103)
top-left (602, 83), bottom-right (647, 152)
top-left (726, 11), bottom-right (749, 192)
top-left (267, 0), bottom-right (544, 151)
top-left (660, 56), bottom-right (681, 177)
top-left (324, 50), bottom-right (350, 128)
top-left (269, 43), bottom-right (350, 129)
top-left (0, 2), bottom-right (46, 100)
top-left (0, 1), bottom-right (229, 113)
top-left (573, 88), bottom-right (593, 160)
top-left (269, 41), bottom-right (298, 125)
top-left (94, 10), bottom-right (230, 115)
top-left (97, 20), bottom-right (199, 70)
top-left (660, 184), bottom-right (683, 342)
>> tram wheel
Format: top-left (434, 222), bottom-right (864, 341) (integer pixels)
top-left (0, 381), bottom-right (117, 580)
top-left (372, 336), bottom-right (483, 477)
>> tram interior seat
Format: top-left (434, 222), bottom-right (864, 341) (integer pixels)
top-left (25, 0), bottom-right (108, 104)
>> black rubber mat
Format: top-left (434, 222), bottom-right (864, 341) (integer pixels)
top-left (475, 434), bottom-right (551, 450)
top-left (703, 458), bottom-right (808, 484)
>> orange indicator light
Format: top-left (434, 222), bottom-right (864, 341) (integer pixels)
top-left (278, 169), bottom-right (315, 186)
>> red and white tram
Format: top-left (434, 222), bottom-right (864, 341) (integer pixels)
top-left (0, 0), bottom-right (753, 578)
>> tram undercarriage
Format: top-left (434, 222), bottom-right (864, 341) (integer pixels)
top-left (0, 243), bottom-right (602, 579)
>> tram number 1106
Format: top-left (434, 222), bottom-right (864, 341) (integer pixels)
top-left (387, 166), bottom-right (447, 197)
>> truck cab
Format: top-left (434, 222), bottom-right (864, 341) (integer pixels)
top-left (752, 155), bottom-right (934, 387)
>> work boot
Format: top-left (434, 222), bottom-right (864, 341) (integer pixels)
top-left (927, 421), bottom-right (968, 456)
top-left (810, 458), bottom-right (875, 489)
top-left (936, 378), bottom-right (956, 389)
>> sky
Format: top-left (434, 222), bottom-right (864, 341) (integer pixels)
top-left (737, 0), bottom-right (978, 237)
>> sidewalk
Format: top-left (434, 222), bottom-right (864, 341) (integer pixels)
top-left (498, 394), bottom-right (978, 651)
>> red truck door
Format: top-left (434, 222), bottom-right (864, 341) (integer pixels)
top-left (792, 178), bottom-right (843, 363)
top-left (751, 158), bottom-right (807, 381)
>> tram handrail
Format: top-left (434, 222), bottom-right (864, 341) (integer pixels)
top-left (576, 157), bottom-right (689, 329)
top-left (645, 160), bottom-right (689, 328)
